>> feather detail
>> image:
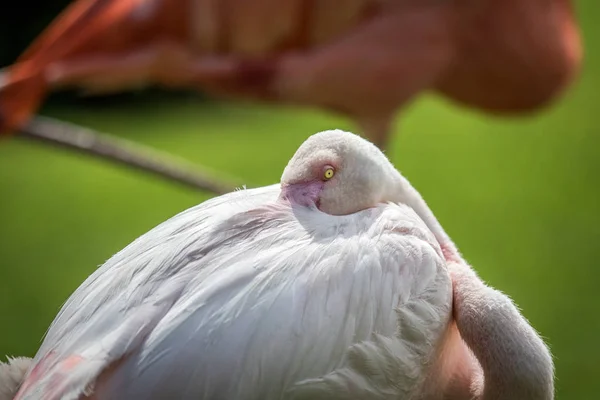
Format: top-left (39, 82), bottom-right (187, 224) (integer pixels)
top-left (16, 185), bottom-right (451, 399)
top-left (0, 357), bottom-right (32, 400)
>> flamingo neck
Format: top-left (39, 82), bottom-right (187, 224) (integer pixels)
top-left (392, 173), bottom-right (462, 263)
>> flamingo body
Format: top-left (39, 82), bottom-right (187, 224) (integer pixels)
top-left (4, 130), bottom-right (556, 400)
top-left (14, 184), bottom-right (451, 399)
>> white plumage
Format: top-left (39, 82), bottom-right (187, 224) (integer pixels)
top-left (13, 130), bottom-right (456, 399)
top-left (0, 358), bottom-right (30, 400)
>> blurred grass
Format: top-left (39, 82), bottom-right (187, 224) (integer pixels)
top-left (1, 1), bottom-right (599, 398)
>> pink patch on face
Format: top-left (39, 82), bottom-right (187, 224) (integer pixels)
top-left (280, 181), bottom-right (325, 208)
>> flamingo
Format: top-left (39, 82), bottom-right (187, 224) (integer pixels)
top-left (1, 130), bottom-right (553, 399)
top-left (0, 0), bottom-right (582, 149)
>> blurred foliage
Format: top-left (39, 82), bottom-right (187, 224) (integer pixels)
top-left (0, 1), bottom-right (599, 399)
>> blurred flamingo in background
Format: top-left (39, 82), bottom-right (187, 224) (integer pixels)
top-left (0, 0), bottom-right (582, 150)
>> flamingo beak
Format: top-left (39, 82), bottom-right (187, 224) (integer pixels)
top-left (279, 181), bottom-right (324, 208)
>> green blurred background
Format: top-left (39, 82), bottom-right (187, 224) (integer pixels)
top-left (0, 1), bottom-right (598, 399)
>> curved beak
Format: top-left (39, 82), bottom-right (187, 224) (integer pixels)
top-left (279, 181), bottom-right (324, 208)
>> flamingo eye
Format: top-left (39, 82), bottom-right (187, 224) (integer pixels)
top-left (323, 166), bottom-right (335, 181)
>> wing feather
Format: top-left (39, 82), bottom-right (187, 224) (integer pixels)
top-left (19, 185), bottom-right (451, 399)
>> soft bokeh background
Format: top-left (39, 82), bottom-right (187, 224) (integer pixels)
top-left (0, 1), bottom-right (598, 398)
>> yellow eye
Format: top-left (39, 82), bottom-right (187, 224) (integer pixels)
top-left (323, 167), bottom-right (335, 180)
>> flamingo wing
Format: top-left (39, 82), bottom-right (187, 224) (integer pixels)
top-left (17, 185), bottom-right (451, 399)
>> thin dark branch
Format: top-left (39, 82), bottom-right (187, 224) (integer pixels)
top-left (15, 116), bottom-right (242, 195)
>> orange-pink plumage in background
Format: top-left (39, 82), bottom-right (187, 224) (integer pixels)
top-left (0, 0), bottom-right (583, 148)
